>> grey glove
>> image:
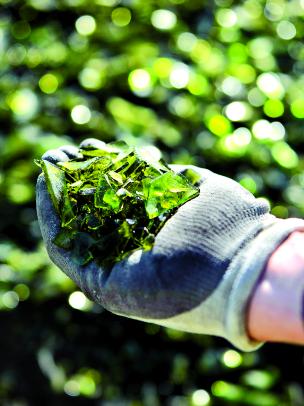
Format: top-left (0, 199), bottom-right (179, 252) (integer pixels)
top-left (36, 139), bottom-right (304, 351)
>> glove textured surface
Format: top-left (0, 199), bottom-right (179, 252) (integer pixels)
top-left (36, 141), bottom-right (304, 351)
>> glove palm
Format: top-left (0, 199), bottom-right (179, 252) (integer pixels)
top-left (36, 140), bottom-right (304, 351)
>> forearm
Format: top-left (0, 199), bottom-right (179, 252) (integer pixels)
top-left (247, 231), bottom-right (304, 344)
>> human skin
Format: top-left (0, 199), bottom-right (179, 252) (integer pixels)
top-left (247, 231), bottom-right (304, 345)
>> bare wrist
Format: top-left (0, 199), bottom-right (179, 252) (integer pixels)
top-left (247, 231), bottom-right (304, 345)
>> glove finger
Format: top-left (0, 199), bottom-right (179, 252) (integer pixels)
top-left (79, 138), bottom-right (106, 150)
top-left (42, 149), bottom-right (70, 164)
top-left (58, 145), bottom-right (82, 159)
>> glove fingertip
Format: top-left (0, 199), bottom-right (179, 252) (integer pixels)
top-left (42, 149), bottom-right (70, 164)
top-left (58, 145), bottom-right (82, 159)
top-left (79, 138), bottom-right (106, 150)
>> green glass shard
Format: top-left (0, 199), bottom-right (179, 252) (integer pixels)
top-left (57, 159), bottom-right (96, 172)
top-left (39, 159), bottom-right (65, 213)
top-left (116, 187), bottom-right (132, 198)
top-left (136, 148), bottom-right (169, 174)
top-left (80, 149), bottom-right (111, 157)
top-left (61, 197), bottom-right (76, 227)
top-left (69, 180), bottom-right (83, 189)
top-left (144, 166), bottom-right (164, 178)
top-left (182, 168), bottom-right (202, 186)
top-left (143, 172), bottom-right (199, 219)
top-left (79, 187), bottom-right (96, 196)
top-left (37, 141), bottom-right (200, 269)
top-left (36, 159), bottom-right (76, 227)
top-left (57, 156), bottom-right (111, 175)
top-left (94, 177), bottom-right (110, 209)
top-left (118, 220), bottom-right (131, 239)
top-left (111, 151), bottom-right (138, 174)
top-left (142, 233), bottom-right (155, 250)
top-left (80, 140), bottom-right (133, 157)
top-left (108, 171), bottom-right (124, 185)
top-left (103, 189), bottom-right (122, 212)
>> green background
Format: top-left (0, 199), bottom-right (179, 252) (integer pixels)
top-left (0, 0), bottom-right (303, 404)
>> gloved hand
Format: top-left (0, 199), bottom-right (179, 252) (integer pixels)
top-left (36, 139), bottom-right (304, 351)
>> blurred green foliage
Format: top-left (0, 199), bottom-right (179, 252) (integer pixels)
top-left (0, 0), bottom-right (304, 404)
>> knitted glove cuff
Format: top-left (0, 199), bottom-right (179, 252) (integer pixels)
top-left (225, 216), bottom-right (304, 352)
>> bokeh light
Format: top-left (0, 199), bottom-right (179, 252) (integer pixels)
top-left (111, 7), bottom-right (132, 27)
top-left (7, 89), bottom-right (39, 120)
top-left (71, 105), bottom-right (92, 124)
top-left (191, 389), bottom-right (211, 406)
top-left (151, 9), bottom-right (177, 30)
top-left (128, 69), bottom-right (153, 95)
top-left (75, 15), bottom-right (96, 36)
top-left (276, 21), bottom-right (296, 40)
top-left (68, 291), bottom-right (92, 311)
top-left (222, 350), bottom-right (243, 368)
top-left (39, 73), bottom-right (59, 94)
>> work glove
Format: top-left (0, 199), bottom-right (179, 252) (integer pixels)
top-left (36, 139), bottom-right (304, 351)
